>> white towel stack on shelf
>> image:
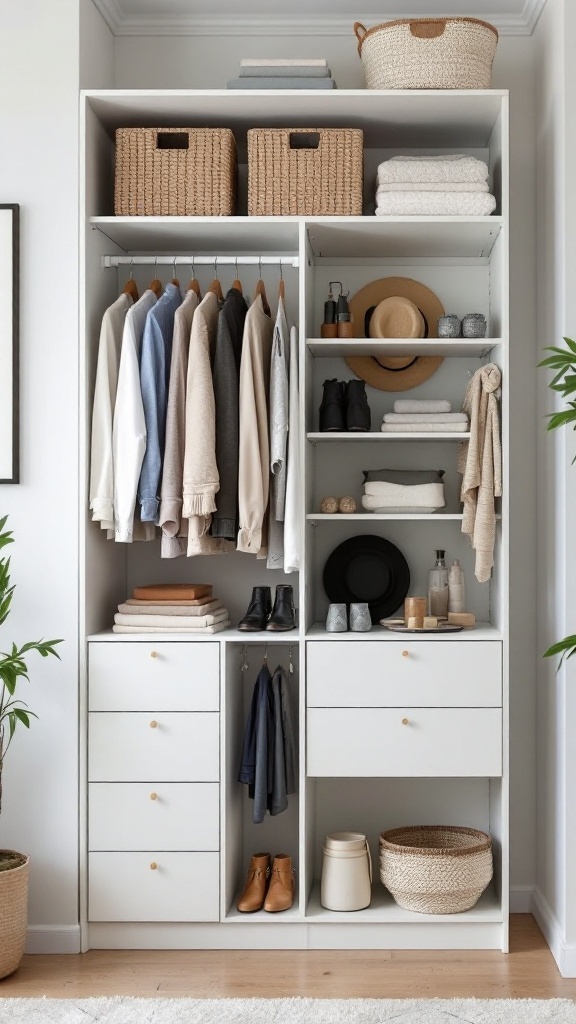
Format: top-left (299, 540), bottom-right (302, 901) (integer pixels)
top-left (227, 58), bottom-right (336, 90)
top-left (380, 399), bottom-right (469, 434)
top-left (112, 597), bottom-right (231, 634)
top-left (375, 155), bottom-right (497, 217)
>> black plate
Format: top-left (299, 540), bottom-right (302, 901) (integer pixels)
top-left (323, 535), bottom-right (410, 623)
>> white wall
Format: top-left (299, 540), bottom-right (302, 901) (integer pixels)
top-left (534, 0), bottom-right (576, 976)
top-left (114, 30), bottom-right (539, 901)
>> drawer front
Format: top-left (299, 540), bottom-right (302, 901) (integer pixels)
top-left (307, 641), bottom-right (502, 708)
top-left (88, 852), bottom-right (219, 922)
top-left (89, 642), bottom-right (220, 711)
top-left (307, 708), bottom-right (502, 777)
top-left (89, 783), bottom-right (220, 851)
top-left (89, 713), bottom-right (220, 781)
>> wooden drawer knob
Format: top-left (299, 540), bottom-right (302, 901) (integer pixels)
top-left (402, 717), bottom-right (409, 726)
top-left (150, 651), bottom-right (159, 659)
top-left (149, 720), bottom-right (158, 729)
top-left (150, 862), bottom-right (158, 870)
top-left (402, 650), bottom-right (410, 658)
top-left (150, 792), bottom-right (158, 801)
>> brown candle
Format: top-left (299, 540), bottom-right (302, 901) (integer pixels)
top-left (404, 596), bottom-right (427, 628)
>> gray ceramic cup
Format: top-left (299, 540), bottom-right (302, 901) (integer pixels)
top-left (461, 313), bottom-right (487, 338)
top-left (326, 603), bottom-right (348, 632)
top-left (350, 603), bottom-right (372, 632)
top-left (437, 314), bottom-right (461, 338)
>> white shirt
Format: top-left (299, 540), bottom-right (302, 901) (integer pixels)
top-left (283, 325), bottom-right (300, 574)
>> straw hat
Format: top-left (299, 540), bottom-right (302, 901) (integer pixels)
top-left (346, 277), bottom-right (444, 392)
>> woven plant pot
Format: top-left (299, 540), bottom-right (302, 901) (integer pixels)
top-left (0, 851), bottom-right (29, 979)
top-left (379, 826), bottom-right (492, 914)
top-left (354, 18), bottom-right (498, 91)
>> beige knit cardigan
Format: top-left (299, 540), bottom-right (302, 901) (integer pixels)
top-left (458, 363), bottom-right (502, 582)
top-left (237, 295), bottom-right (274, 555)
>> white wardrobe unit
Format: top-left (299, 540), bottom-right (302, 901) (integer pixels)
top-left (80, 89), bottom-right (509, 951)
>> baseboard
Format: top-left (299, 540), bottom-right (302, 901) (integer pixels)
top-left (509, 885), bottom-right (535, 912)
top-left (532, 887), bottom-right (576, 977)
top-left (25, 925), bottom-right (81, 954)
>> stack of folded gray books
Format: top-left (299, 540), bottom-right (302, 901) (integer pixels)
top-left (227, 58), bottom-right (336, 89)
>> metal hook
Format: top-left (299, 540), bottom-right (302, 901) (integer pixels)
top-left (235, 255), bottom-right (239, 279)
top-left (173, 255), bottom-right (177, 279)
top-left (214, 255), bottom-right (218, 279)
top-left (263, 643), bottom-right (268, 663)
top-left (129, 257), bottom-right (134, 280)
top-left (288, 643), bottom-right (294, 675)
top-left (279, 260), bottom-right (283, 281)
top-left (259, 255), bottom-right (262, 279)
top-left (191, 253), bottom-right (195, 278)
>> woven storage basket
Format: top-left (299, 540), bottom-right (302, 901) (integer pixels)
top-left (379, 826), bottom-right (492, 914)
top-left (114, 127), bottom-right (237, 216)
top-left (354, 18), bottom-right (498, 90)
top-left (0, 852), bottom-right (29, 979)
top-left (247, 128), bottom-right (363, 216)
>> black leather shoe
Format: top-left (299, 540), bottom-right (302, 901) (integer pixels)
top-left (266, 585), bottom-right (296, 631)
top-left (345, 380), bottom-right (371, 432)
top-left (238, 586), bottom-right (272, 631)
top-left (319, 379), bottom-right (345, 432)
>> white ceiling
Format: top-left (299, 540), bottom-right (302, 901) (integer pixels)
top-left (93, 0), bottom-right (547, 36)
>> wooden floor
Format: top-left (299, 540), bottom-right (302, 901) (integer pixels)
top-left (1, 916), bottom-right (575, 1000)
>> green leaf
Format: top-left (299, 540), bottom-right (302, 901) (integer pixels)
top-left (544, 635), bottom-right (576, 657)
top-left (13, 708), bottom-right (31, 728)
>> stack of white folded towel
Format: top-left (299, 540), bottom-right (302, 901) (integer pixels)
top-left (381, 399), bottom-right (469, 434)
top-left (375, 155), bottom-right (497, 217)
top-left (113, 597), bottom-right (230, 634)
top-left (361, 467), bottom-right (446, 514)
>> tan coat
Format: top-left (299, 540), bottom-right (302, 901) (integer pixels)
top-left (458, 363), bottom-right (502, 582)
top-left (237, 295), bottom-right (274, 555)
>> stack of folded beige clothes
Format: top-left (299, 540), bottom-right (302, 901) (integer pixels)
top-left (113, 583), bottom-right (230, 634)
top-left (361, 468), bottom-right (446, 514)
top-left (381, 399), bottom-right (469, 434)
top-left (375, 155), bottom-right (496, 217)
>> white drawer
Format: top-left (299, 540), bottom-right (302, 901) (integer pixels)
top-left (89, 642), bottom-right (219, 711)
top-left (89, 783), bottom-right (219, 851)
top-left (88, 852), bottom-right (219, 922)
top-left (307, 708), bottom-right (502, 777)
top-left (89, 713), bottom-right (219, 781)
top-left (307, 641), bottom-right (501, 708)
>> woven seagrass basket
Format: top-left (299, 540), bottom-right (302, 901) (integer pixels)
top-left (0, 851), bottom-right (29, 979)
top-left (114, 127), bottom-right (237, 216)
top-left (379, 826), bottom-right (493, 914)
top-left (247, 128), bottom-right (363, 216)
top-left (354, 18), bottom-right (498, 91)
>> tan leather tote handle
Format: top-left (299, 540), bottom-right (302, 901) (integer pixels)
top-left (409, 19), bottom-right (447, 39)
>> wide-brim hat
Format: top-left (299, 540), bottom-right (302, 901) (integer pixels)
top-left (346, 276), bottom-right (445, 392)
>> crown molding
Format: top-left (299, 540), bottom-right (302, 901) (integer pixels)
top-left (91, 0), bottom-right (548, 38)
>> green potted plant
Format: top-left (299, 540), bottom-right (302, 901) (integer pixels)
top-left (0, 515), bottom-right (61, 979)
top-left (539, 337), bottom-right (576, 666)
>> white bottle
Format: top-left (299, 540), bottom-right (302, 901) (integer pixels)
top-left (448, 559), bottom-right (466, 613)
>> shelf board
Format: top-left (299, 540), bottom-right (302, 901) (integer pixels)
top-left (306, 217), bottom-right (502, 259)
top-left (84, 90), bottom-right (506, 149)
top-left (87, 628), bottom-right (300, 643)
top-left (224, 895), bottom-right (301, 924)
top-left (306, 622), bottom-right (503, 641)
top-left (307, 513), bottom-right (465, 521)
top-left (90, 216), bottom-right (300, 254)
top-left (305, 883), bottom-right (503, 923)
top-left (307, 432), bottom-right (470, 442)
top-left (307, 338), bottom-right (501, 358)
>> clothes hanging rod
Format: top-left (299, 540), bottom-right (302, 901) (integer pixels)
top-left (102, 255), bottom-right (299, 268)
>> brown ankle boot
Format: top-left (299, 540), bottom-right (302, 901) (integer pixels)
top-left (264, 854), bottom-right (295, 913)
top-left (237, 853), bottom-right (271, 913)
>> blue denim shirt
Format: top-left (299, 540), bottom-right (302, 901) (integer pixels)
top-left (137, 283), bottom-right (182, 522)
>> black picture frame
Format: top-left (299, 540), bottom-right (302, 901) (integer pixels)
top-left (0, 204), bottom-right (19, 484)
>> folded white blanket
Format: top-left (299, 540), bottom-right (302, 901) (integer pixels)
top-left (383, 412), bottom-right (469, 424)
top-left (112, 620), bottom-right (231, 634)
top-left (376, 192), bottom-right (497, 217)
top-left (377, 155), bottom-right (489, 185)
top-left (114, 609), bottom-right (229, 628)
top-left (118, 600), bottom-right (222, 616)
top-left (381, 422), bottom-right (469, 433)
top-left (394, 400), bottom-right (451, 413)
top-left (362, 483), bottom-right (445, 509)
top-left (377, 181), bottom-right (489, 193)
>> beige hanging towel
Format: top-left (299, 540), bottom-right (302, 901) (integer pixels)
top-left (458, 363), bottom-right (502, 582)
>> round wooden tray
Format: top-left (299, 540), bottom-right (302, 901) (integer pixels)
top-left (380, 621), bottom-right (464, 633)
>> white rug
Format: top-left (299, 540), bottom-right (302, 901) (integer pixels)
top-left (0, 998), bottom-right (575, 1024)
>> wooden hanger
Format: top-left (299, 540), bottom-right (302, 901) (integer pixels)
top-left (188, 256), bottom-right (201, 297)
top-left (122, 259), bottom-right (139, 301)
top-left (232, 257), bottom-right (242, 295)
top-left (254, 257), bottom-right (270, 316)
top-left (207, 258), bottom-right (224, 301)
top-left (149, 257), bottom-right (163, 297)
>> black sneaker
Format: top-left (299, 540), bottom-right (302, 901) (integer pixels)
top-left (319, 379), bottom-right (345, 432)
top-left (345, 380), bottom-right (371, 432)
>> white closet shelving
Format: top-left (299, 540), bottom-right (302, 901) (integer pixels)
top-left (80, 88), bottom-right (509, 953)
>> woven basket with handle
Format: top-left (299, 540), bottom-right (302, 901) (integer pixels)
top-left (379, 826), bottom-right (493, 914)
top-left (354, 18), bottom-right (498, 90)
top-left (247, 128), bottom-right (363, 216)
top-left (0, 851), bottom-right (29, 979)
top-left (114, 127), bottom-right (237, 216)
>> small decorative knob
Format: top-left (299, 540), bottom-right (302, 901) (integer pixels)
top-left (402, 650), bottom-right (409, 658)
top-left (149, 720), bottom-right (158, 729)
top-left (150, 862), bottom-right (158, 870)
top-left (150, 792), bottom-right (158, 801)
top-left (402, 717), bottom-right (409, 726)
top-left (150, 651), bottom-right (159, 659)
